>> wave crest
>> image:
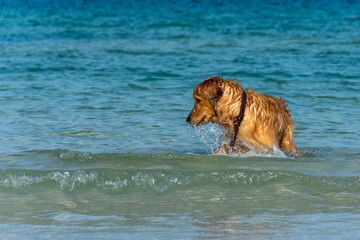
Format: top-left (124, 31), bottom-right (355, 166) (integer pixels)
top-left (1, 169), bottom-right (360, 193)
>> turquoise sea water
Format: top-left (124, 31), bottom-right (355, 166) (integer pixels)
top-left (1, 0), bottom-right (360, 239)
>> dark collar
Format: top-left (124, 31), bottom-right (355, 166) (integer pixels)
top-left (229, 90), bottom-right (247, 148)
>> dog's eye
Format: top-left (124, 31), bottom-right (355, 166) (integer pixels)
top-left (195, 98), bottom-right (201, 104)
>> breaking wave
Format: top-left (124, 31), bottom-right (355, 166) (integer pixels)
top-left (1, 167), bottom-right (360, 193)
top-left (1, 148), bottom-right (359, 194)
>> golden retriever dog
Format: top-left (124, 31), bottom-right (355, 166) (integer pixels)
top-left (186, 77), bottom-right (297, 154)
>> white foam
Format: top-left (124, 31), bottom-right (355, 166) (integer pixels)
top-left (193, 124), bottom-right (291, 158)
top-left (223, 145), bottom-right (290, 159)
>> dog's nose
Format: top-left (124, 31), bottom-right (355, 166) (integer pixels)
top-left (186, 115), bottom-right (191, 124)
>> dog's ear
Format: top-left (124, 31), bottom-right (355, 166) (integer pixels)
top-left (209, 84), bottom-right (223, 102)
top-left (197, 77), bottom-right (224, 102)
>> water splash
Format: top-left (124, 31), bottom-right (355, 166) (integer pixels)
top-left (193, 124), bottom-right (224, 154)
top-left (231, 145), bottom-right (292, 158)
top-left (192, 124), bottom-right (292, 158)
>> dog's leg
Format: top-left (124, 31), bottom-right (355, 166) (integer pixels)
top-left (255, 132), bottom-right (281, 149)
top-left (215, 141), bottom-right (250, 155)
top-left (280, 125), bottom-right (297, 152)
top-left (239, 130), bottom-right (272, 154)
top-left (281, 133), bottom-right (297, 152)
top-left (215, 143), bottom-right (230, 154)
top-left (215, 132), bottom-right (232, 154)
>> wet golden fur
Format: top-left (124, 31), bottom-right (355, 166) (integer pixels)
top-left (186, 77), bottom-right (297, 154)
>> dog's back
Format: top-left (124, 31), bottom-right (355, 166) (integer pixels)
top-left (244, 90), bottom-right (296, 151)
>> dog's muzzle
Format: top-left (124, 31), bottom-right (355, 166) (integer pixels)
top-left (186, 115), bottom-right (192, 124)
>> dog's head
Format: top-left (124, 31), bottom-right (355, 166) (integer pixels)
top-left (186, 77), bottom-right (224, 126)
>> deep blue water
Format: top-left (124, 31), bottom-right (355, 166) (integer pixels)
top-left (1, 0), bottom-right (360, 239)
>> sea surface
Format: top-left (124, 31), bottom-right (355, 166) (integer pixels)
top-left (1, 0), bottom-right (360, 239)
